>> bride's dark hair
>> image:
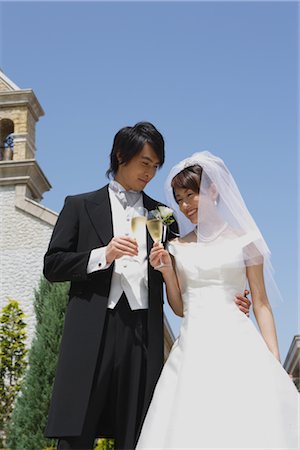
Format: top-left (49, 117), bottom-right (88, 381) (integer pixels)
top-left (171, 165), bottom-right (214, 203)
top-left (171, 165), bottom-right (202, 199)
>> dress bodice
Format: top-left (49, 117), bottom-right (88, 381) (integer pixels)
top-left (168, 238), bottom-right (248, 311)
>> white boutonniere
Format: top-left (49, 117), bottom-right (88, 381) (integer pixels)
top-left (150, 206), bottom-right (175, 226)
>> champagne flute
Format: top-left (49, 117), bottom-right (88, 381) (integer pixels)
top-left (146, 211), bottom-right (170, 270)
top-left (130, 207), bottom-right (148, 261)
top-left (131, 207), bottom-right (148, 239)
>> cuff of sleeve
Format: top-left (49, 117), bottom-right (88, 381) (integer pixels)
top-left (87, 247), bottom-right (111, 273)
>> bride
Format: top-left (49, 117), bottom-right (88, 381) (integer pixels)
top-left (136, 152), bottom-right (299, 449)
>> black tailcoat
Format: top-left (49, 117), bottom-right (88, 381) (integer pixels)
top-left (44, 185), bottom-right (176, 438)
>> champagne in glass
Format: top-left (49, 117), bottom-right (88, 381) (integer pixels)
top-left (131, 216), bottom-right (147, 241)
top-left (146, 218), bottom-right (163, 243)
top-left (131, 208), bottom-right (148, 242)
top-left (147, 212), bottom-right (170, 270)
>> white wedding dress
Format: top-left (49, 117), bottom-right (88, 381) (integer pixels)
top-left (136, 237), bottom-right (299, 449)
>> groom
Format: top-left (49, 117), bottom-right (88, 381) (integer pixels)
top-left (44, 122), bottom-right (251, 450)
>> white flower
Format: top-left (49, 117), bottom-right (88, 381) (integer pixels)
top-left (149, 207), bottom-right (175, 226)
top-left (157, 206), bottom-right (175, 225)
top-left (158, 206), bottom-right (173, 218)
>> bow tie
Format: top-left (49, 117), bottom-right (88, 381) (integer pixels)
top-left (109, 180), bottom-right (142, 208)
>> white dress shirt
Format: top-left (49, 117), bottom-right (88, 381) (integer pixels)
top-left (87, 183), bottom-right (148, 310)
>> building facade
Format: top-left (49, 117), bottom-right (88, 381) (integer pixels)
top-left (0, 70), bottom-right (56, 346)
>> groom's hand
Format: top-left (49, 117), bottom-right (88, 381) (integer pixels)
top-left (235, 290), bottom-right (251, 317)
top-left (106, 236), bottom-right (138, 264)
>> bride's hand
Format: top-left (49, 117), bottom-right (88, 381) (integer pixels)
top-left (150, 242), bottom-right (173, 273)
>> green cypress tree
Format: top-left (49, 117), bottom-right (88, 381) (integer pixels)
top-left (94, 438), bottom-right (115, 449)
top-left (6, 278), bottom-right (69, 450)
top-left (0, 299), bottom-right (27, 448)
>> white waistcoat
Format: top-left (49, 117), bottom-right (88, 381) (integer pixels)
top-left (107, 187), bottom-right (149, 310)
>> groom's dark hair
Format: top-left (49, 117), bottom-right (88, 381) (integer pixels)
top-left (106, 121), bottom-right (165, 178)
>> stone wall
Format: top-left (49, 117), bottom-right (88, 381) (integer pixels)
top-left (0, 185), bottom-right (54, 346)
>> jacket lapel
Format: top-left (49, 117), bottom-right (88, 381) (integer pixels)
top-left (84, 188), bottom-right (161, 250)
top-left (84, 185), bottom-right (113, 246)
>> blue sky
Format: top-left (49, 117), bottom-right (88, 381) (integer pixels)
top-left (1, 1), bottom-right (298, 361)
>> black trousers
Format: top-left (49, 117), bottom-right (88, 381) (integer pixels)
top-left (57, 294), bottom-right (148, 450)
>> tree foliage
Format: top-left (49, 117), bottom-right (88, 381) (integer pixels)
top-left (0, 299), bottom-right (27, 448)
top-left (6, 279), bottom-right (69, 450)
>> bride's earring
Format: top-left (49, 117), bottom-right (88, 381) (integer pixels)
top-left (214, 200), bottom-right (217, 206)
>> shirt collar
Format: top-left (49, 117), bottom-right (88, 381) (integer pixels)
top-left (109, 179), bottom-right (141, 194)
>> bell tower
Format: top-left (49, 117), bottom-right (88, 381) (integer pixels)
top-left (0, 69), bottom-right (52, 202)
top-left (0, 69), bottom-right (56, 222)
